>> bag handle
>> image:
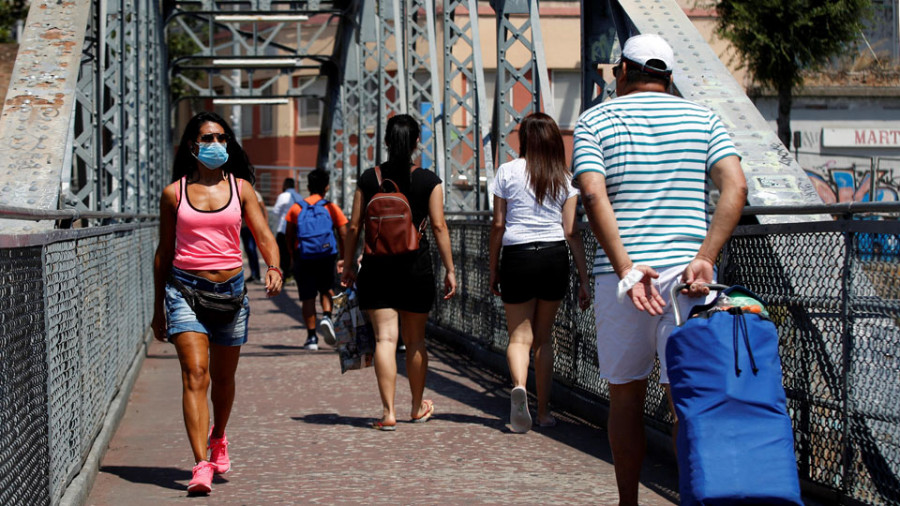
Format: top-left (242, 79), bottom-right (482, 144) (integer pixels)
top-left (374, 166), bottom-right (401, 193)
top-left (670, 283), bottom-right (729, 327)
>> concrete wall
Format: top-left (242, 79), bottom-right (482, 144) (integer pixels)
top-left (753, 89), bottom-right (900, 203)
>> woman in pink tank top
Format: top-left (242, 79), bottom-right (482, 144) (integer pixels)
top-left (150, 111), bottom-right (283, 495)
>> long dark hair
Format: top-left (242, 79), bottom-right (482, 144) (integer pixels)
top-left (379, 114), bottom-right (420, 192)
top-left (518, 112), bottom-right (567, 206)
top-left (171, 111), bottom-right (256, 184)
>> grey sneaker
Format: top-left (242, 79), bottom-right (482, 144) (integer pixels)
top-left (317, 316), bottom-right (336, 346)
top-left (303, 336), bottom-right (319, 351)
top-left (510, 386), bottom-right (531, 434)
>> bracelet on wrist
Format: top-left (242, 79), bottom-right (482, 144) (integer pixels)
top-left (266, 265), bottom-right (283, 278)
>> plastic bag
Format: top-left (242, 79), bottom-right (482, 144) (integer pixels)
top-left (333, 287), bottom-right (375, 373)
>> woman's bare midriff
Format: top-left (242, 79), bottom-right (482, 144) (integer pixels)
top-left (185, 267), bottom-right (243, 283)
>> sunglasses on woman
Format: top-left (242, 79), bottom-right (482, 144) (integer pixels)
top-left (198, 133), bottom-right (230, 143)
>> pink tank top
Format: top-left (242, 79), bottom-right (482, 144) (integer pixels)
top-left (173, 174), bottom-right (244, 271)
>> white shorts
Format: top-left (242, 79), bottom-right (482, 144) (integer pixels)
top-left (593, 264), bottom-right (714, 385)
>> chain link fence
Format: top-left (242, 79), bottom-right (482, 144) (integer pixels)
top-left (430, 212), bottom-right (900, 505)
top-left (0, 223), bottom-right (157, 505)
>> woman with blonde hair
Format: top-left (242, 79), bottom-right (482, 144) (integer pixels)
top-left (489, 112), bottom-right (590, 433)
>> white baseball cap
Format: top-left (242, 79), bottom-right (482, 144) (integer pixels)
top-left (620, 34), bottom-right (674, 75)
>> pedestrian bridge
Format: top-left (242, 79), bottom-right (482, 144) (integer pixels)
top-left (0, 1), bottom-right (898, 504)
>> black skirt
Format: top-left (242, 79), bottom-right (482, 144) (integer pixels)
top-left (356, 243), bottom-right (436, 314)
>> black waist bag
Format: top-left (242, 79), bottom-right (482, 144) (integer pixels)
top-left (170, 276), bottom-right (246, 326)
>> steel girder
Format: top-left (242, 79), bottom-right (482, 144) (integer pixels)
top-left (441, 0), bottom-right (493, 212)
top-left (69, 0), bottom-right (169, 216)
top-left (0, 0), bottom-right (169, 232)
top-left (165, 1), bottom-right (344, 134)
top-left (586, 0), bottom-right (824, 222)
top-left (491, 0), bottom-right (553, 168)
top-left (325, 0), bottom-right (444, 210)
top-left (404, 0), bottom-right (444, 178)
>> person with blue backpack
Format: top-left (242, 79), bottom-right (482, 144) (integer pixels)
top-left (285, 169), bottom-right (349, 350)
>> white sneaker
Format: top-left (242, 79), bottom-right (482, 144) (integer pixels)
top-left (510, 386), bottom-right (532, 434)
top-left (318, 316), bottom-right (336, 346)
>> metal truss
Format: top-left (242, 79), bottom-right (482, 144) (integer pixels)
top-left (324, 0), bottom-right (361, 209)
top-left (404, 0), bottom-right (444, 177)
top-left (580, 0), bottom-right (627, 109)
top-left (356, 0), bottom-right (381, 172)
top-left (492, 0), bottom-right (553, 167)
top-left (67, 0), bottom-right (168, 216)
top-left (0, 0), bottom-right (168, 229)
top-left (442, 0), bottom-right (493, 212)
top-left (165, 1), bottom-right (343, 133)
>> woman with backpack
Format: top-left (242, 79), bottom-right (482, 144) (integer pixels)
top-left (341, 114), bottom-right (457, 431)
top-left (489, 112), bottom-right (591, 433)
top-left (150, 111), bottom-right (283, 494)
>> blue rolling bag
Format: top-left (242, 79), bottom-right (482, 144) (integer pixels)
top-left (666, 284), bottom-right (802, 505)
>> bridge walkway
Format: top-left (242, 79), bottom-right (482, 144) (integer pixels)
top-left (87, 278), bottom-right (678, 504)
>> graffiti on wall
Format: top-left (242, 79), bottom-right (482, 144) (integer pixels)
top-left (805, 161), bottom-right (899, 204)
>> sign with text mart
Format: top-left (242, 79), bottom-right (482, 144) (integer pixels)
top-left (823, 128), bottom-right (900, 148)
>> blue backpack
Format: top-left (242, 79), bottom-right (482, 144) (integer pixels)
top-left (294, 197), bottom-right (337, 259)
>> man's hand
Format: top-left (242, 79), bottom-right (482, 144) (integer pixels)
top-left (681, 257), bottom-right (715, 297)
top-left (626, 265), bottom-right (666, 316)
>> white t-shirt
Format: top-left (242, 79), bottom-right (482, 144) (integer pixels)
top-left (490, 158), bottom-right (578, 246)
top-left (271, 190), bottom-right (298, 234)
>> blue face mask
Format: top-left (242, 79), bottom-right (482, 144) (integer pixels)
top-left (194, 142), bottom-right (229, 170)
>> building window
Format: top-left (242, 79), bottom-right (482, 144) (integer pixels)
top-left (297, 97), bottom-right (322, 131)
top-left (551, 70), bottom-right (581, 129)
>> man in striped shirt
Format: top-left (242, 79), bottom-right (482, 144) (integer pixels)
top-left (573, 34), bottom-right (747, 505)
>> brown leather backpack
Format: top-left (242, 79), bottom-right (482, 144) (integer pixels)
top-left (364, 166), bottom-right (426, 256)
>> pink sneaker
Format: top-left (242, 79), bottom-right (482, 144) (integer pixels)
top-left (208, 427), bottom-right (231, 474)
top-left (187, 461), bottom-right (214, 494)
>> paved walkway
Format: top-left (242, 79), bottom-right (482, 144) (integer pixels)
top-left (88, 278), bottom-right (679, 505)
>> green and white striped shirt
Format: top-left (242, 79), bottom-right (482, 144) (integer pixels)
top-left (572, 92), bottom-right (740, 275)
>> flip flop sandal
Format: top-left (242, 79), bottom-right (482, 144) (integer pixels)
top-left (411, 400), bottom-right (435, 423)
top-left (371, 420), bottom-right (397, 431)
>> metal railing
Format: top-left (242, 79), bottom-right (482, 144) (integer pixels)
top-left (430, 205), bottom-right (900, 505)
top-left (0, 211), bottom-right (157, 505)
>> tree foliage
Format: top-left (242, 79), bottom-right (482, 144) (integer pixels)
top-left (711, 0), bottom-right (872, 147)
top-left (0, 0), bottom-right (29, 43)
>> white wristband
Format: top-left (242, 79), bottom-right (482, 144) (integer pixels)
top-left (616, 267), bottom-right (646, 303)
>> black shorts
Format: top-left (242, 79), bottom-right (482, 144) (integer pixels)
top-left (356, 246), bottom-right (435, 314)
top-left (499, 241), bottom-right (569, 304)
top-left (293, 254), bottom-right (337, 301)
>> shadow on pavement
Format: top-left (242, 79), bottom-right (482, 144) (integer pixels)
top-left (419, 337), bottom-right (681, 504)
top-left (96, 465), bottom-right (232, 491)
top-left (291, 413), bottom-right (372, 428)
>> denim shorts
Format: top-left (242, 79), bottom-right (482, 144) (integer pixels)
top-left (165, 267), bottom-right (250, 346)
